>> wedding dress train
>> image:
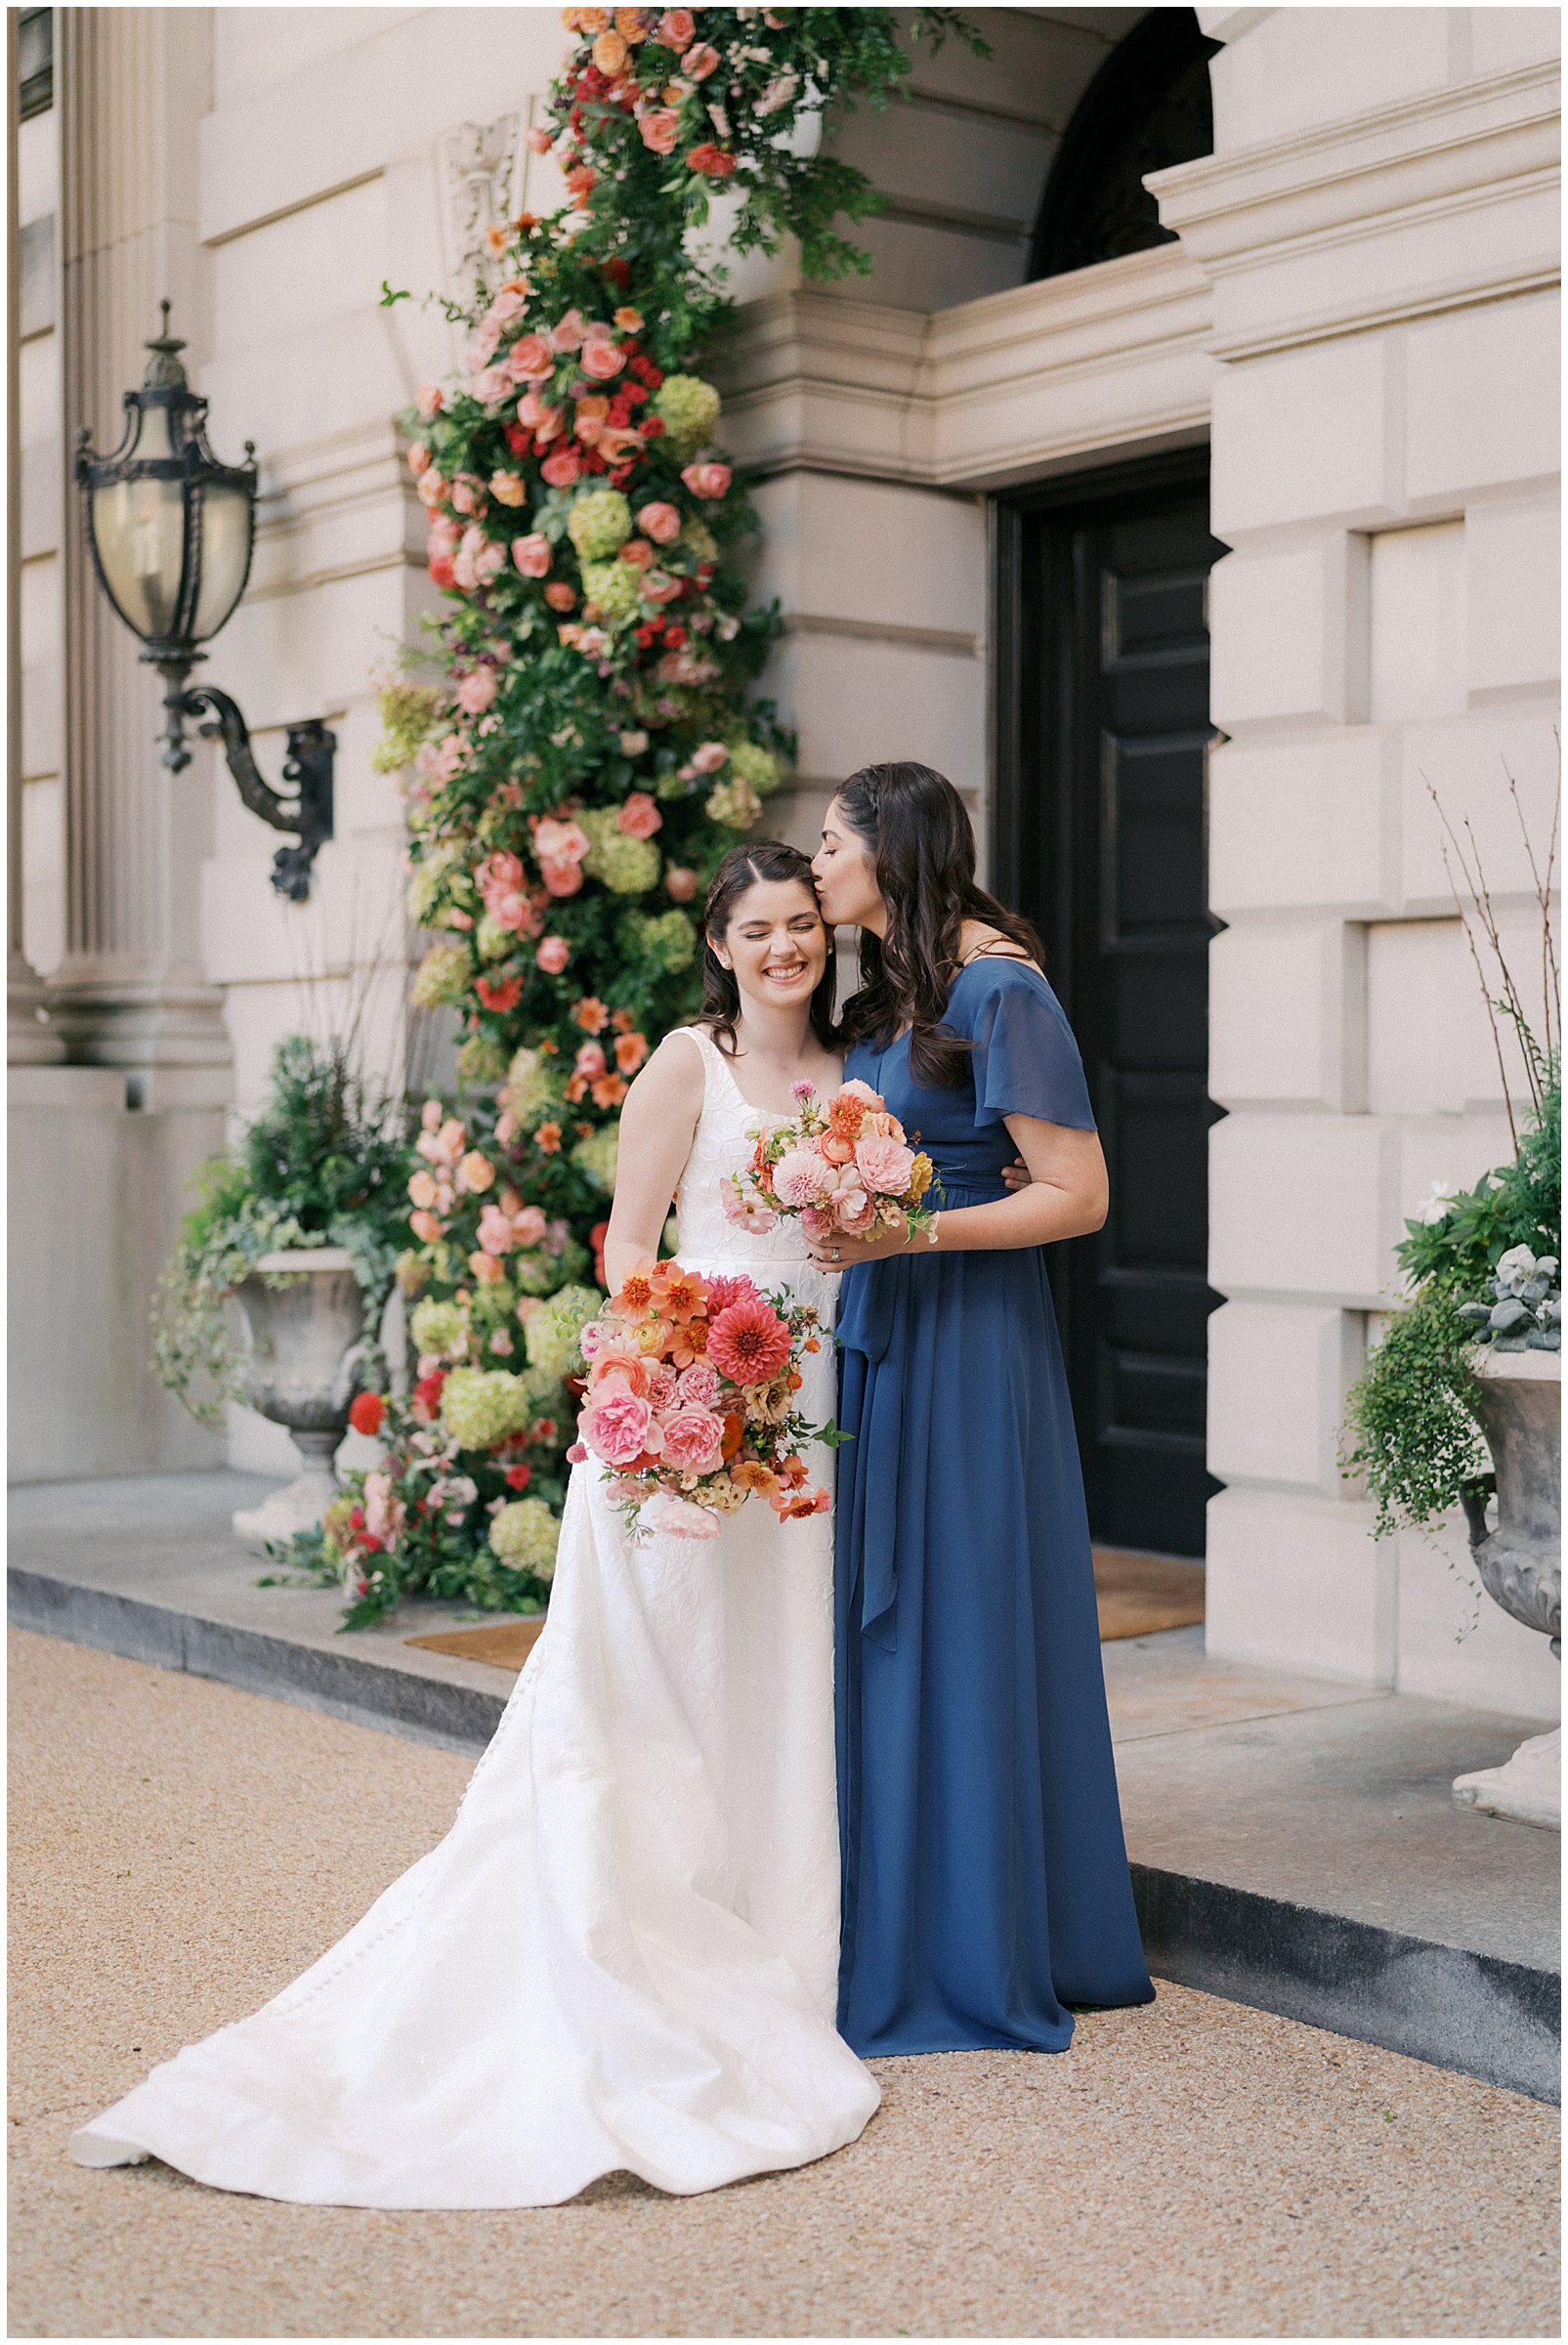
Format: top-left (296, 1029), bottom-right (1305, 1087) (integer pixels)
top-left (68, 1024), bottom-right (878, 2206)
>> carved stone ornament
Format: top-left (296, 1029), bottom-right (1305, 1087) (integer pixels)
top-left (440, 112), bottom-right (523, 293)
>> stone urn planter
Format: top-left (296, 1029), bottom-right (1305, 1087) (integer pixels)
top-left (1452, 1348), bottom-right (1561, 1830)
top-left (230, 1248), bottom-right (367, 1549)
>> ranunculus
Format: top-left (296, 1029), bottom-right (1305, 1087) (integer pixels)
top-left (478, 1204), bottom-right (517, 1256)
top-left (489, 471), bottom-right (528, 507)
top-left (454, 668), bottom-right (498, 716)
top-left (581, 1382), bottom-right (655, 1468)
top-left (541, 448), bottom-right (581, 488)
top-left (664, 865), bottom-right (698, 903)
top-left (580, 336), bottom-right (625, 381)
top-left (674, 1361), bottom-right (720, 1410)
top-left (706, 1296), bottom-right (793, 1387)
top-left (544, 580), bottom-right (577, 611)
top-left (834, 1184), bottom-right (878, 1236)
top-left (541, 858), bottom-right (584, 897)
top-left (638, 107), bottom-right (680, 154)
top-left (618, 538), bottom-right (655, 572)
top-left (773, 1147), bottom-right (837, 1209)
top-left (536, 934), bottom-right (572, 974)
top-left (856, 1134), bottom-right (916, 1195)
top-left (512, 532), bottom-right (552, 578)
top-left (637, 501), bottom-right (682, 545)
top-left (348, 1391), bottom-right (386, 1438)
top-left (681, 461), bottom-right (732, 498)
top-left (659, 1406), bottom-right (727, 1475)
top-left (459, 1150), bottom-right (496, 1193)
top-left (616, 790), bottom-right (662, 839)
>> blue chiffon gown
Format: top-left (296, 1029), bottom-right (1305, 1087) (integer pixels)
top-left (833, 958), bottom-right (1155, 2056)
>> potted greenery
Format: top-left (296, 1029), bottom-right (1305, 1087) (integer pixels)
top-left (153, 1035), bottom-right (414, 1544)
top-left (1341, 784), bottom-right (1559, 1826)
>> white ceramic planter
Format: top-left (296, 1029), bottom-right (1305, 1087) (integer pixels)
top-left (1453, 1348), bottom-right (1561, 1830)
top-left (230, 1248), bottom-right (365, 1550)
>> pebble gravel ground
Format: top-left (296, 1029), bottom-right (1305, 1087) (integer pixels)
top-left (9, 1628), bottom-right (1559, 2341)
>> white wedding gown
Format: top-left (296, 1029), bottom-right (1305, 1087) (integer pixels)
top-left (68, 1024), bottom-right (879, 2206)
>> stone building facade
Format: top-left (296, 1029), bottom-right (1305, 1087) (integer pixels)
top-left (10, 6), bottom-right (1560, 1722)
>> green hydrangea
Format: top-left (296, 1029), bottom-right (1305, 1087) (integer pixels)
top-left (395, 1248), bottom-right (429, 1298)
top-left (580, 560), bottom-right (643, 625)
top-left (620, 907), bottom-right (698, 973)
top-left (679, 516), bottom-right (718, 562)
top-left (654, 374), bottom-right (721, 456)
top-left (572, 1127), bottom-right (619, 1193)
top-left (704, 777), bottom-right (763, 831)
top-left (410, 939), bottom-right (474, 1006)
top-left (727, 739), bottom-right (782, 797)
top-left (500, 1045), bottom-right (562, 1122)
top-left (372, 680), bottom-right (444, 776)
top-left (475, 912), bottom-right (517, 962)
top-left (457, 1032), bottom-right (510, 1087)
top-left (409, 1299), bottom-right (470, 1361)
top-left (441, 1367), bottom-right (533, 1451)
top-left (566, 489), bottom-right (632, 561)
top-left (487, 1497), bottom-right (561, 1580)
top-left (404, 839), bottom-right (466, 927)
top-left (526, 1284), bottom-right (602, 1379)
top-left (579, 808), bottom-right (661, 895)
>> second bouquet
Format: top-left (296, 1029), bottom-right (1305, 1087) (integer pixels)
top-left (725, 1078), bottom-right (938, 1247)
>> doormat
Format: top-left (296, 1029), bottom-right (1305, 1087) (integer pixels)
top-left (407, 1553), bottom-right (1204, 1675)
top-left (405, 1617), bottom-right (546, 1671)
top-left (1093, 1547), bottom-right (1206, 1640)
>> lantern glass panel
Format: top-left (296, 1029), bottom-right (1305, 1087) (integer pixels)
top-left (91, 472), bottom-right (187, 644)
top-left (191, 480), bottom-right (254, 643)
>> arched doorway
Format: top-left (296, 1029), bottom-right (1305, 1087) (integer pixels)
top-left (1031, 7), bottom-right (1220, 281)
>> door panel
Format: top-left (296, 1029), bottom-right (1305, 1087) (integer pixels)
top-left (998, 462), bottom-right (1222, 1557)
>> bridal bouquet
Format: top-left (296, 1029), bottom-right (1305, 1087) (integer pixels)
top-left (724, 1078), bottom-right (938, 1246)
top-left (568, 1258), bottom-right (833, 1539)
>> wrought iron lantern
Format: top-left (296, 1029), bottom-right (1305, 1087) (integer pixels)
top-left (74, 303), bottom-right (334, 902)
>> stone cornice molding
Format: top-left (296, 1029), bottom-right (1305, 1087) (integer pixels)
top-left (716, 243), bottom-right (1213, 491)
top-left (1149, 60), bottom-right (1560, 357)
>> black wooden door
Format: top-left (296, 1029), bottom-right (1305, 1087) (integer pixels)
top-left (995, 458), bottom-right (1222, 1557)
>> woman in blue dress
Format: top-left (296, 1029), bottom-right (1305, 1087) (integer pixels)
top-left (809, 760), bottom-right (1155, 2057)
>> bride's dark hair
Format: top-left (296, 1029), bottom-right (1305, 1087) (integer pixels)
top-left (697, 840), bottom-right (837, 1059)
top-left (834, 761), bottom-right (1043, 1088)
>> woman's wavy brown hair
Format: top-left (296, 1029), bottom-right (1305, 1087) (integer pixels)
top-left (697, 840), bottom-right (837, 1059)
top-left (834, 761), bottom-right (1042, 1088)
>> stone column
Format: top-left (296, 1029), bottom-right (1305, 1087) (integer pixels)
top-left (49, 6), bottom-right (230, 1086)
top-left (7, 10), bottom-right (62, 1064)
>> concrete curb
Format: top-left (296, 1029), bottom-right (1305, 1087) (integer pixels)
top-left (1132, 1864), bottom-right (1560, 2107)
top-left (7, 1566), bottom-right (507, 1755)
top-left (10, 1562), bottom-right (1559, 2105)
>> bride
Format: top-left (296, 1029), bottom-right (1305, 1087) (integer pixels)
top-left (67, 839), bottom-right (879, 2209)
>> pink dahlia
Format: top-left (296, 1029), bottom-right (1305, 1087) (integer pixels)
top-left (706, 1297), bottom-right (792, 1388)
top-left (773, 1147), bottom-right (836, 1209)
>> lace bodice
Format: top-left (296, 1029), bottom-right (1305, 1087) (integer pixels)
top-left (669, 1025), bottom-right (815, 1277)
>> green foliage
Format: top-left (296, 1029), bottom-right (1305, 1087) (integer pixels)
top-left (152, 1036), bottom-right (413, 1428)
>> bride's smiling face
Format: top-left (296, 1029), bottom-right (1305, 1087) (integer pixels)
top-left (708, 876), bottom-right (828, 1012)
top-left (811, 798), bottom-right (885, 933)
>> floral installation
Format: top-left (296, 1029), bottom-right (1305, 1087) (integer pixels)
top-left (570, 1256), bottom-right (833, 1539)
top-left (728, 1076), bottom-right (938, 1245)
top-left (361, 9), bottom-right (977, 1616)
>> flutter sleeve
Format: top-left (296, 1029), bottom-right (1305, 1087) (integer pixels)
top-left (963, 962), bottom-right (1096, 1131)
